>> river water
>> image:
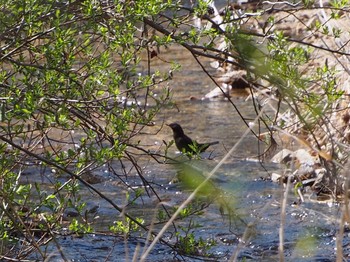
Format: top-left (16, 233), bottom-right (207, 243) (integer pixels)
top-left (21, 42), bottom-right (349, 262)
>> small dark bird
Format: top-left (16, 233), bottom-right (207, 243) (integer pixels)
top-left (167, 122), bottom-right (219, 154)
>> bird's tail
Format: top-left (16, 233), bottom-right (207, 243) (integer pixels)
top-left (198, 141), bottom-right (219, 153)
top-left (207, 141), bottom-right (219, 146)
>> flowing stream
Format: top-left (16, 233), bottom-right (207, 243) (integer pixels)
top-left (22, 44), bottom-right (348, 261)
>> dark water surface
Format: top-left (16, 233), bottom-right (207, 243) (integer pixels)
top-left (24, 42), bottom-right (347, 261)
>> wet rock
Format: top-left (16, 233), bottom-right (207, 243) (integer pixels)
top-left (81, 172), bottom-right (105, 184)
top-left (86, 202), bottom-right (100, 214)
top-left (270, 172), bottom-right (282, 183)
top-left (271, 148), bottom-right (319, 167)
top-left (64, 208), bottom-right (79, 218)
top-left (203, 70), bottom-right (249, 99)
top-left (271, 149), bottom-right (294, 164)
top-left (293, 148), bottom-right (319, 166)
top-left (270, 147), bottom-right (332, 202)
top-left (271, 148), bottom-right (322, 188)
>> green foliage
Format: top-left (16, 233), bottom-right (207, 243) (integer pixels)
top-left (69, 218), bottom-right (92, 235)
top-left (0, 0), bottom-right (348, 260)
top-left (227, 27), bottom-right (342, 138)
top-left (109, 216), bottom-right (144, 235)
top-left (302, 0), bottom-right (315, 8)
top-left (177, 142), bottom-right (210, 159)
top-left (175, 221), bottom-right (217, 256)
top-left (195, 0), bottom-right (212, 17)
top-left (177, 163), bottom-right (219, 197)
top-left (0, 0), bottom-right (176, 259)
top-left (293, 234), bottom-right (317, 258)
top-left (172, 201), bottom-right (206, 219)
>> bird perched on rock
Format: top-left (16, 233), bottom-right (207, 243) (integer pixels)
top-left (167, 122), bottom-right (219, 154)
